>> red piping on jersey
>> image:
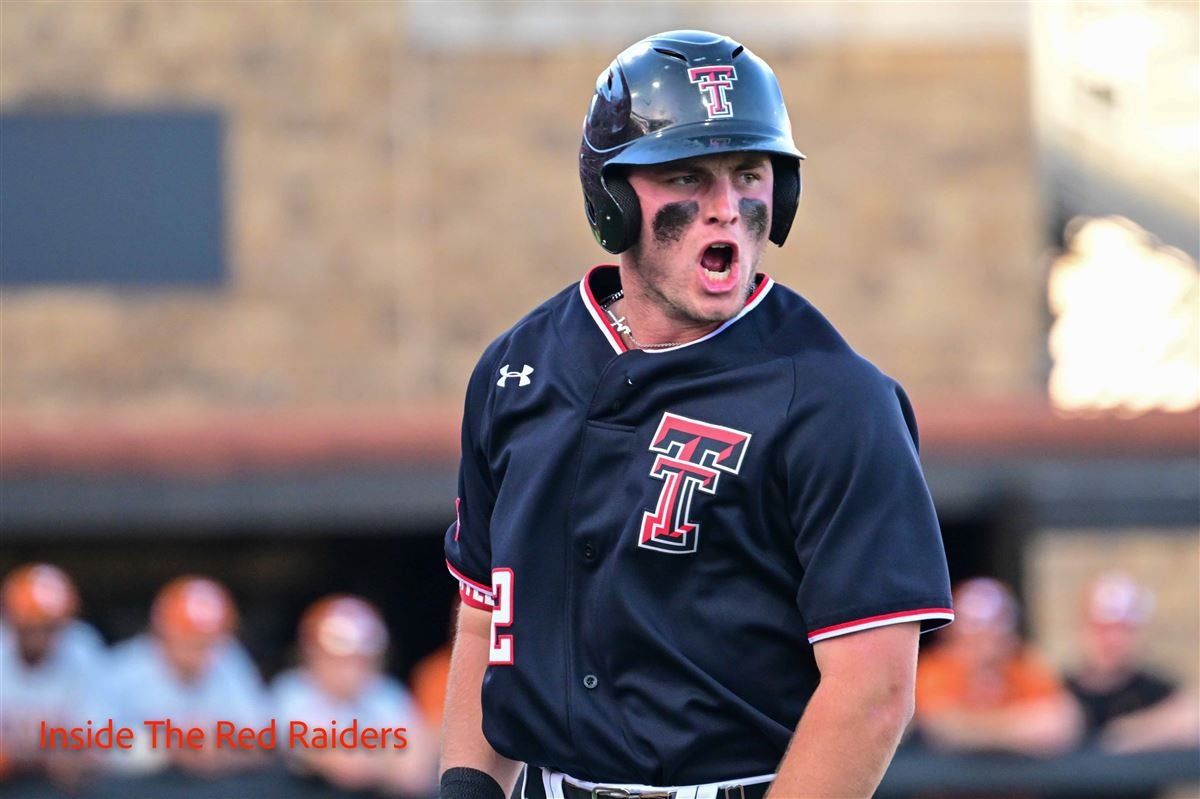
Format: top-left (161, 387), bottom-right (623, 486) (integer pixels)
top-left (445, 559), bottom-right (493, 596)
top-left (581, 266), bottom-right (629, 354)
top-left (743, 273), bottom-right (771, 306)
top-left (807, 608), bottom-right (955, 641)
top-left (579, 266), bottom-right (774, 356)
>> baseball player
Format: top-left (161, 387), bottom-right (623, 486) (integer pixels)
top-left (440, 31), bottom-right (954, 799)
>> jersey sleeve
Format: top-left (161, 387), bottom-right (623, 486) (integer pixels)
top-left (444, 350), bottom-right (499, 611)
top-left (785, 362), bottom-right (953, 644)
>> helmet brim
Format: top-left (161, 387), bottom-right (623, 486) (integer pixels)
top-left (601, 121), bottom-right (805, 172)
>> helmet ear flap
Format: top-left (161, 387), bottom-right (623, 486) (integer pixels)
top-left (601, 172), bottom-right (643, 254)
top-left (768, 155), bottom-right (801, 246)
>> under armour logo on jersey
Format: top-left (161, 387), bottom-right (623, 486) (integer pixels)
top-left (639, 412), bottom-right (751, 554)
top-left (688, 65), bottom-right (738, 120)
top-left (497, 364), bottom-right (534, 387)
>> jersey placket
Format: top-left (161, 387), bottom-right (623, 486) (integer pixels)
top-left (561, 352), bottom-right (642, 766)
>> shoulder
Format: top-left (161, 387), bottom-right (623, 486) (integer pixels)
top-left (482, 282), bottom-right (576, 359)
top-left (1131, 669), bottom-right (1179, 697)
top-left (106, 634), bottom-right (156, 679)
top-left (752, 280), bottom-right (853, 356)
top-left (270, 668), bottom-right (313, 707)
top-left (50, 621), bottom-right (107, 670)
top-left (747, 282), bottom-right (922, 453)
top-left (109, 633), bottom-right (151, 660)
top-left (755, 280), bottom-right (899, 402)
top-left (464, 281), bottom-right (575, 388)
top-left (61, 620), bottom-right (106, 651)
top-left (364, 675), bottom-right (419, 718)
top-left (210, 638), bottom-right (264, 682)
top-left (370, 674), bottom-right (415, 704)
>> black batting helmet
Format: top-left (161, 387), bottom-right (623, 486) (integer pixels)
top-left (580, 30), bottom-right (805, 254)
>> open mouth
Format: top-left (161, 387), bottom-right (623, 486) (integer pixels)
top-left (699, 242), bottom-right (738, 288)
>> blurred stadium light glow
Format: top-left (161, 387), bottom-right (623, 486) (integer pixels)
top-left (1031, 0), bottom-right (1199, 259)
top-left (1048, 216), bottom-right (1199, 415)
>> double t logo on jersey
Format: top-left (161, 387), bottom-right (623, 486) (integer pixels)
top-left (639, 413), bottom-right (752, 554)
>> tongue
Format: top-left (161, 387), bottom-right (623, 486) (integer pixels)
top-left (701, 247), bottom-right (729, 271)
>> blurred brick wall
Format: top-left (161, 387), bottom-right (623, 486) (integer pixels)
top-left (0, 2), bottom-right (1041, 415)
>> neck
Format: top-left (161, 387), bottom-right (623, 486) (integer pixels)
top-left (610, 267), bottom-right (725, 349)
top-left (608, 297), bottom-right (720, 349)
top-left (1076, 663), bottom-right (1132, 691)
top-left (19, 649), bottom-right (48, 668)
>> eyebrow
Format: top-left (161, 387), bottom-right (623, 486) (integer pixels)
top-left (650, 156), bottom-right (769, 175)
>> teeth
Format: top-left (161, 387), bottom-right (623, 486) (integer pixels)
top-left (711, 243), bottom-right (731, 249)
top-left (703, 267), bottom-right (733, 281)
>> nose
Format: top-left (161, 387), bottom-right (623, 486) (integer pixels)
top-left (703, 176), bottom-right (739, 227)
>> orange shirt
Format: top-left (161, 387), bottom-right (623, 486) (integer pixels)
top-left (916, 645), bottom-right (1065, 714)
top-left (410, 644), bottom-right (452, 728)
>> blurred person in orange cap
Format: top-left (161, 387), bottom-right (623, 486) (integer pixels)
top-left (271, 595), bottom-right (437, 797)
top-left (0, 563), bottom-right (105, 788)
top-left (1065, 571), bottom-right (1199, 753)
top-left (913, 577), bottom-right (1082, 757)
top-left (97, 575), bottom-right (269, 778)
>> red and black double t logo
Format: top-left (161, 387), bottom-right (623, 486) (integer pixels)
top-left (639, 413), bottom-right (752, 554)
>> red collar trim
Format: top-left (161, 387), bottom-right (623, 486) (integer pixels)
top-left (580, 265), bottom-right (629, 353)
top-left (578, 265), bottom-right (774, 355)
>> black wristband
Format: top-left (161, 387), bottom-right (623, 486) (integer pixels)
top-left (440, 766), bottom-right (507, 799)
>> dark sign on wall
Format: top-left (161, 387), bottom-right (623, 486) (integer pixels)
top-left (0, 109), bottom-right (225, 285)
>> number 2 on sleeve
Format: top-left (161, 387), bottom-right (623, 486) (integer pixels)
top-left (489, 568), bottom-right (514, 665)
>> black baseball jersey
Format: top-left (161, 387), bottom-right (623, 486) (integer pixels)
top-left (445, 265), bottom-right (953, 785)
